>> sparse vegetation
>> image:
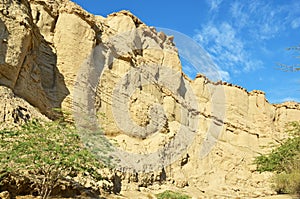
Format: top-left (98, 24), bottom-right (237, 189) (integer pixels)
top-left (272, 169), bottom-right (300, 194)
top-left (156, 190), bottom-right (191, 199)
top-left (277, 44), bottom-right (300, 72)
top-left (0, 120), bottom-right (103, 198)
top-left (255, 122), bottom-right (300, 195)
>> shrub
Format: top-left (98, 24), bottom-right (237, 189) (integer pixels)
top-left (255, 137), bottom-right (300, 173)
top-left (0, 120), bottom-right (102, 198)
top-left (156, 190), bottom-right (191, 199)
top-left (273, 170), bottom-right (300, 194)
top-left (255, 122), bottom-right (300, 195)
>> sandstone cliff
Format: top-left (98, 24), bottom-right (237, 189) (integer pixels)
top-left (0, 0), bottom-right (299, 198)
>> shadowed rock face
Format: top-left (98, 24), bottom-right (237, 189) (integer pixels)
top-left (0, 0), bottom-right (68, 119)
top-left (0, 0), bottom-right (300, 198)
top-left (0, 19), bottom-right (8, 65)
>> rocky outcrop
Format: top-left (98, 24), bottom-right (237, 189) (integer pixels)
top-left (0, 86), bottom-right (49, 130)
top-left (0, 0), bottom-right (69, 119)
top-left (0, 0), bottom-right (300, 198)
top-left (0, 191), bottom-right (10, 199)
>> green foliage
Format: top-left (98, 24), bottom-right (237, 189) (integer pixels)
top-left (156, 190), bottom-right (191, 199)
top-left (254, 122), bottom-right (300, 195)
top-left (255, 137), bottom-right (300, 173)
top-left (0, 120), bottom-right (102, 198)
top-left (255, 122), bottom-right (300, 173)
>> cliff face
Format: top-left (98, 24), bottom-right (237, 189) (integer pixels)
top-left (0, 0), bottom-right (300, 197)
top-left (0, 0), bottom-right (69, 119)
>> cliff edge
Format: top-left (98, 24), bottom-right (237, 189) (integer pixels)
top-left (0, 0), bottom-right (299, 198)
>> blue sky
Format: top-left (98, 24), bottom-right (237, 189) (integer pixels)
top-left (71, 0), bottom-right (300, 103)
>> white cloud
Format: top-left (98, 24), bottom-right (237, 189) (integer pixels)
top-left (244, 59), bottom-right (263, 73)
top-left (278, 97), bottom-right (300, 103)
top-left (229, 1), bottom-right (279, 40)
top-left (194, 0), bottom-right (300, 78)
top-left (207, 0), bottom-right (223, 11)
top-left (229, 1), bottom-right (249, 29)
top-left (199, 69), bottom-right (230, 82)
top-left (227, 0), bottom-right (300, 40)
top-left (291, 18), bottom-right (300, 29)
top-left (218, 70), bottom-right (230, 81)
top-left (195, 22), bottom-right (261, 74)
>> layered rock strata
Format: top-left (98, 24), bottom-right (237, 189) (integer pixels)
top-left (0, 0), bottom-right (299, 197)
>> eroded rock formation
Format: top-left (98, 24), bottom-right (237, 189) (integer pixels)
top-left (0, 86), bottom-right (49, 130)
top-left (0, 0), bottom-right (68, 119)
top-left (0, 0), bottom-right (299, 198)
